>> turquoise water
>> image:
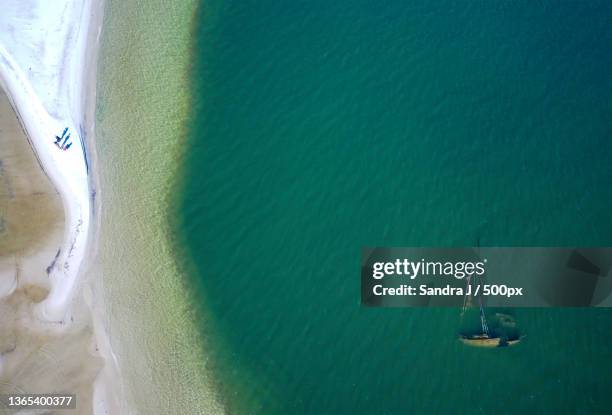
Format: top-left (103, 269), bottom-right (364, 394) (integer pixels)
top-left (180, 1), bottom-right (612, 413)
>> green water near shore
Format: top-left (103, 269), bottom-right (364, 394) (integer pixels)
top-left (180, 1), bottom-right (612, 413)
top-left (93, 0), bottom-right (222, 413)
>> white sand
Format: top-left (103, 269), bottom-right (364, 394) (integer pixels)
top-left (0, 0), bottom-right (93, 321)
top-left (0, 1), bottom-right (111, 413)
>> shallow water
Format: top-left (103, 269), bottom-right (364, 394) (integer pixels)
top-left (93, 0), bottom-right (222, 412)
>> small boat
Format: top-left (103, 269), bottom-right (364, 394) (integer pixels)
top-left (459, 333), bottom-right (522, 348)
top-left (458, 242), bottom-right (522, 348)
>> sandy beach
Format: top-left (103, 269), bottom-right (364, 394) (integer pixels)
top-left (0, 0), bottom-right (94, 322)
top-left (0, 0), bottom-right (109, 413)
top-left (1, 0), bottom-right (224, 413)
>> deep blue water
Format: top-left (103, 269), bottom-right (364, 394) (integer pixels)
top-left (179, 1), bottom-right (612, 413)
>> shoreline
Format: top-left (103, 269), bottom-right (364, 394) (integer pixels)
top-left (0, 0), bottom-right (94, 323)
top-left (0, 1), bottom-right (113, 413)
top-left (1, 1), bottom-right (225, 413)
